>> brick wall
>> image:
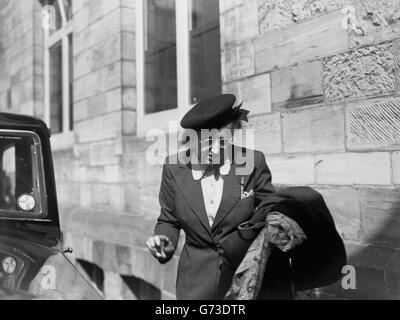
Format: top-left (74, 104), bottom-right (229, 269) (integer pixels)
top-left (1, 0), bottom-right (399, 300)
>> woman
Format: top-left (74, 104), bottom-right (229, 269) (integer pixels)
top-left (146, 94), bottom-right (346, 300)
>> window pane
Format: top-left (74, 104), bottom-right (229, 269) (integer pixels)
top-left (0, 132), bottom-right (45, 216)
top-left (190, 0), bottom-right (221, 104)
top-left (144, 0), bottom-right (177, 114)
top-left (49, 41), bottom-right (63, 134)
top-left (62, 0), bottom-right (73, 21)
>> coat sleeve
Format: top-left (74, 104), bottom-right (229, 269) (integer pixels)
top-left (154, 163), bottom-right (181, 263)
top-left (219, 151), bottom-right (276, 268)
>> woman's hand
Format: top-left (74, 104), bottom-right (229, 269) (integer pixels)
top-left (146, 235), bottom-right (175, 263)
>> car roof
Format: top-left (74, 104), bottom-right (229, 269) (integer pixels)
top-left (0, 112), bottom-right (50, 136)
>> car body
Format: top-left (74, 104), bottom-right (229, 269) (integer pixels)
top-left (0, 112), bottom-right (102, 300)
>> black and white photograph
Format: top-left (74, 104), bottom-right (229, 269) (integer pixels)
top-left (0, 0), bottom-right (399, 308)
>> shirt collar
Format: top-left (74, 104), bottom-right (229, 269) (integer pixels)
top-left (191, 159), bottom-right (231, 181)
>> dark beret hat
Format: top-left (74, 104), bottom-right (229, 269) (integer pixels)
top-left (180, 94), bottom-right (250, 130)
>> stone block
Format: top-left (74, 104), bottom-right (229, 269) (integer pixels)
top-left (239, 73), bottom-right (272, 115)
top-left (244, 112), bottom-right (282, 154)
top-left (220, 7), bottom-right (240, 49)
top-left (79, 183), bottom-right (92, 207)
top-left (121, 7), bottom-right (135, 33)
top-left (238, 41), bottom-right (255, 78)
top-left (121, 60), bottom-right (135, 87)
top-left (75, 112), bottom-right (122, 143)
top-left (121, 31), bottom-right (135, 61)
top-left (221, 0), bottom-right (259, 48)
top-left (258, 0), bottom-right (347, 34)
top-left (346, 98), bottom-right (400, 151)
top-left (73, 3), bottom-right (90, 33)
top-left (265, 154), bottom-right (315, 185)
top-left (393, 152), bottom-right (400, 185)
top-left (255, 10), bottom-right (348, 72)
top-left (221, 46), bottom-right (239, 83)
top-left (104, 165), bottom-right (122, 183)
top-left (360, 188), bottom-right (400, 248)
top-left (72, 0), bottom-right (85, 14)
top-left (73, 143), bottom-right (91, 167)
top-left (121, 0), bottom-right (136, 9)
top-left (122, 87), bottom-right (136, 110)
top-left (315, 152), bottom-right (391, 185)
top-left (324, 41), bottom-right (396, 101)
top-left (105, 32), bottom-right (122, 66)
top-left (103, 0), bottom-right (120, 16)
top-left (282, 104), bottom-right (345, 153)
top-left (271, 61), bottom-right (324, 109)
top-left (89, 0), bottom-right (104, 24)
top-left (222, 81), bottom-right (241, 100)
top-left (237, 0), bottom-right (259, 41)
top-left (107, 88), bottom-right (122, 112)
top-left (86, 166), bottom-right (106, 182)
top-left (90, 139), bottom-right (120, 166)
top-left (87, 92), bottom-right (108, 118)
top-left (91, 42), bottom-right (106, 71)
top-left (122, 110), bottom-right (136, 135)
top-left (349, 0), bottom-right (400, 47)
top-left (72, 166), bottom-right (87, 183)
top-left (220, 0), bottom-right (243, 14)
top-left (316, 187), bottom-right (361, 241)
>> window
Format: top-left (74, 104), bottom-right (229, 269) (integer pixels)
top-left (49, 41), bottom-right (63, 133)
top-left (0, 131), bottom-right (47, 218)
top-left (144, 0), bottom-right (177, 114)
top-left (136, 0), bottom-right (222, 136)
top-left (44, 0), bottom-right (73, 135)
top-left (189, 0), bottom-right (221, 104)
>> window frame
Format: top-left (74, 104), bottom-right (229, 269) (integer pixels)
top-left (0, 130), bottom-right (48, 221)
top-left (136, 0), bottom-right (193, 137)
top-left (44, 0), bottom-right (73, 140)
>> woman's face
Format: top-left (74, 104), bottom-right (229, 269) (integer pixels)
top-left (196, 124), bottom-right (234, 165)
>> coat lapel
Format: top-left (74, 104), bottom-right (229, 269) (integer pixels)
top-left (168, 163), bottom-right (212, 236)
top-left (211, 163), bottom-right (243, 231)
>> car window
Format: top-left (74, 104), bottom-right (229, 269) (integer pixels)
top-left (0, 131), bottom-right (46, 218)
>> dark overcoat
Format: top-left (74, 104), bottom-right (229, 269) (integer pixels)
top-left (154, 147), bottom-right (346, 300)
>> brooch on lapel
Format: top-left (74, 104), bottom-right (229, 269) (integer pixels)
top-left (240, 176), bottom-right (254, 199)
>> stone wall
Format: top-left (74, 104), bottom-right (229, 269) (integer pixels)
top-left (0, 0), bottom-right (43, 117)
top-left (220, 0), bottom-right (400, 299)
top-left (1, 0), bottom-right (400, 300)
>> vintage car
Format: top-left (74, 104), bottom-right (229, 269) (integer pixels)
top-left (0, 112), bottom-right (102, 300)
